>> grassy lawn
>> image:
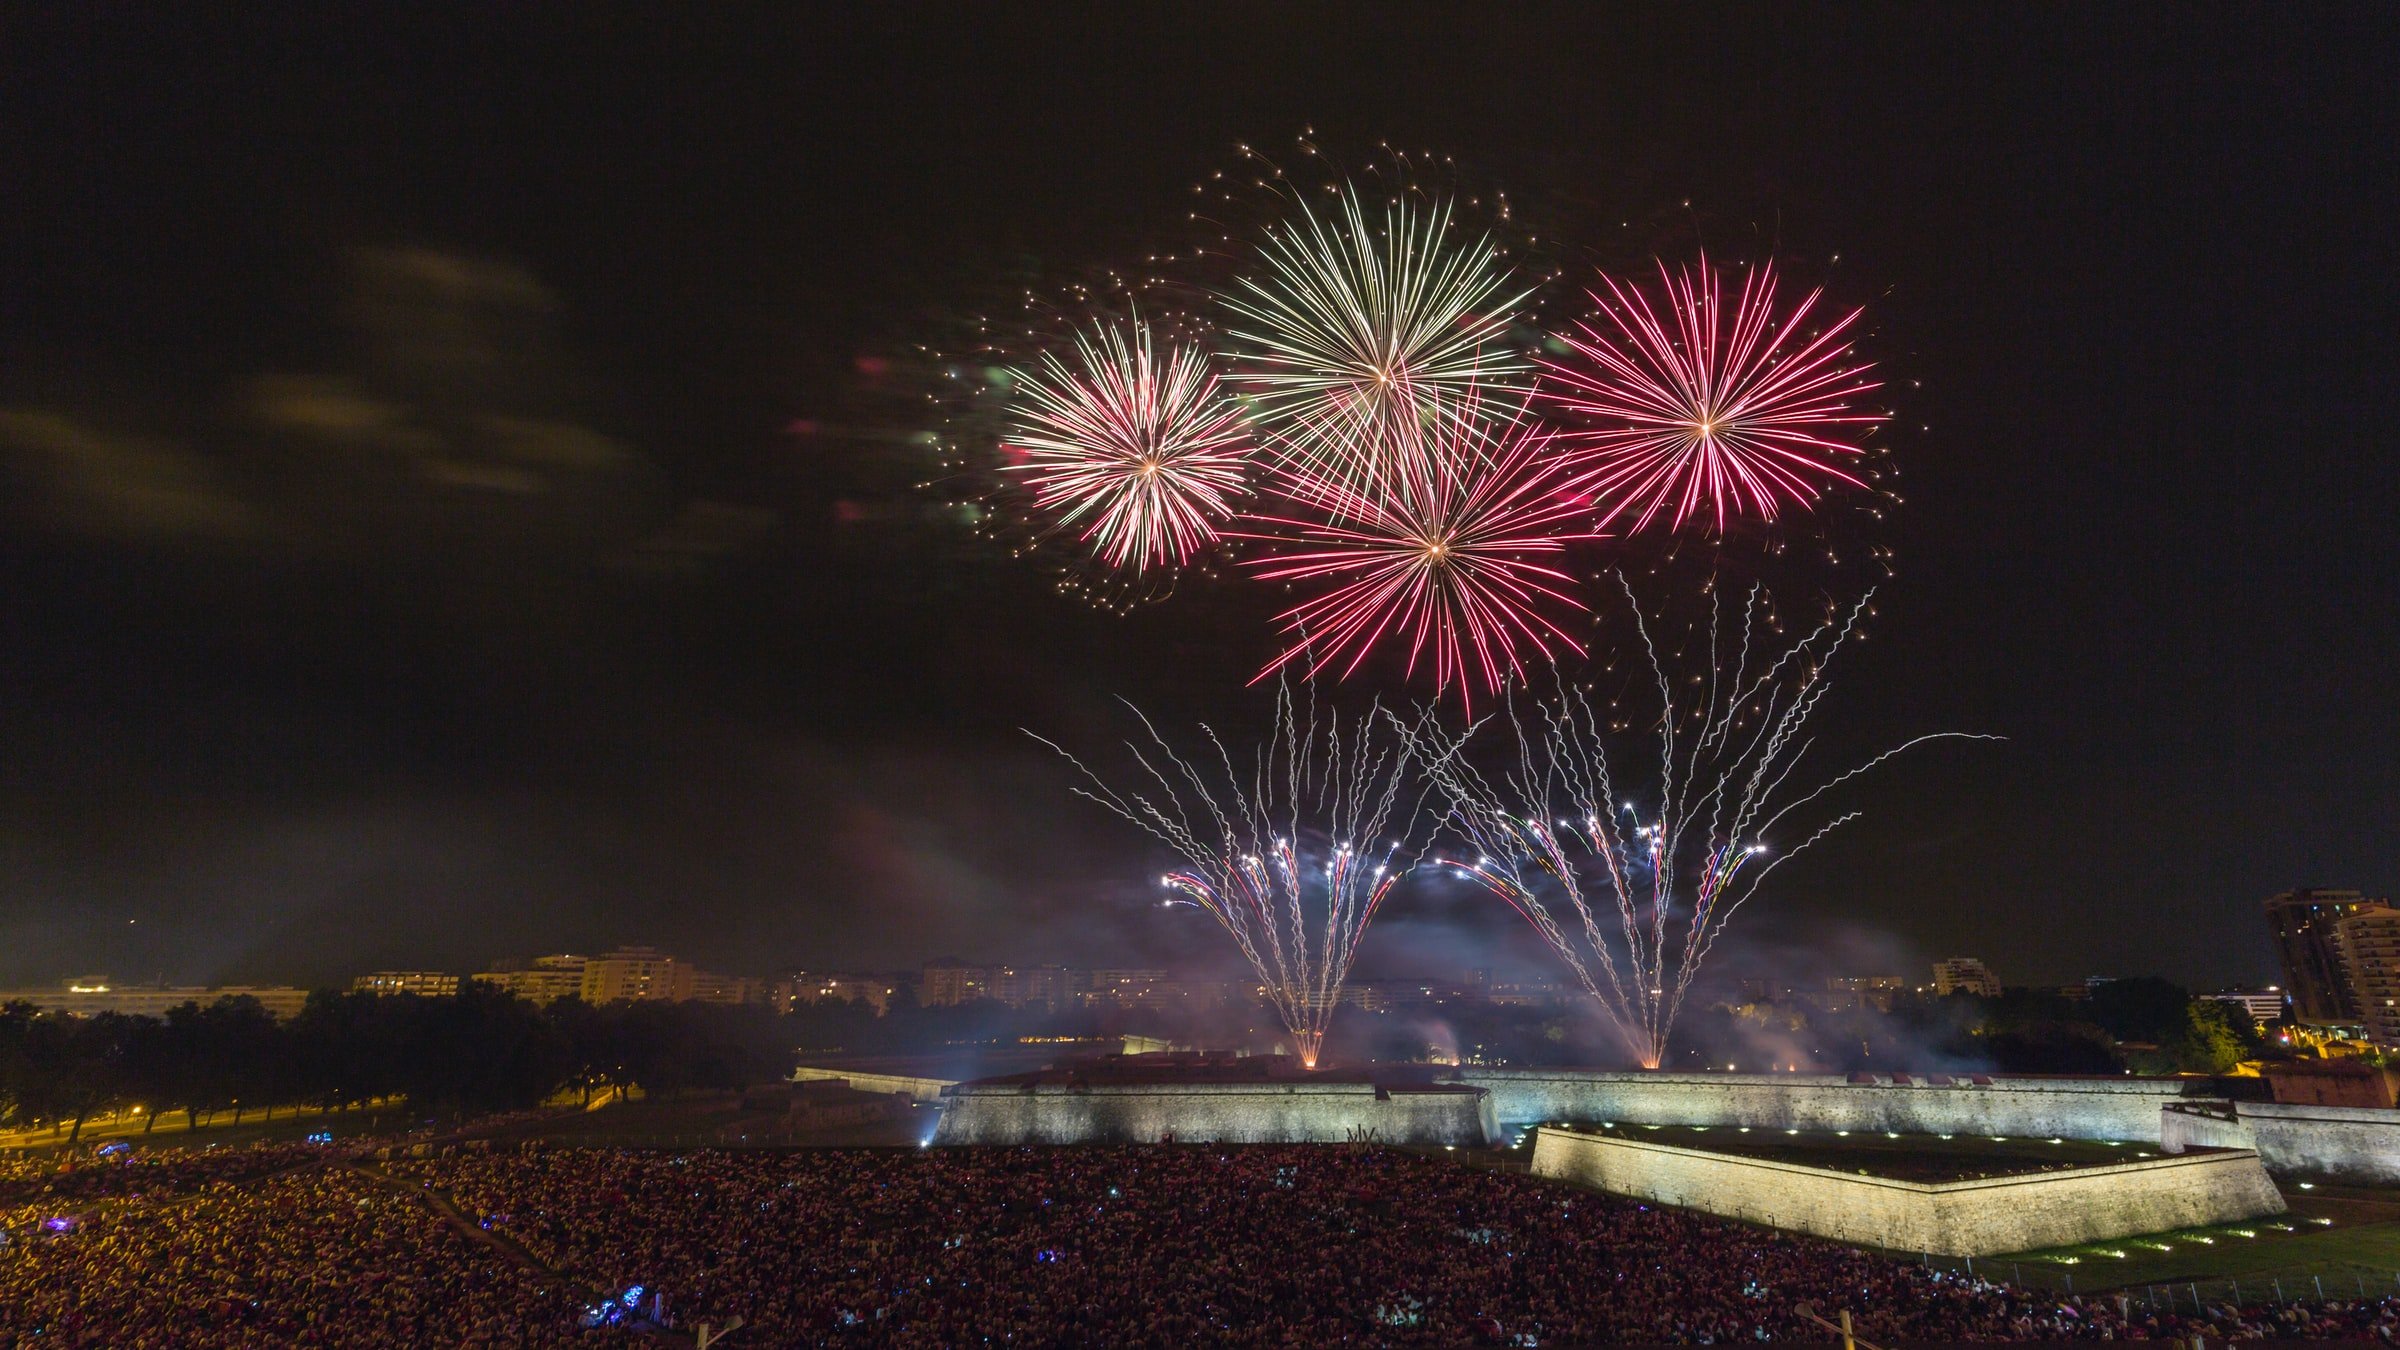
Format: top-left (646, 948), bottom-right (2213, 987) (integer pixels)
top-left (1554, 1121), bottom-right (2162, 1182)
top-left (1996, 1189), bottom-right (2400, 1292)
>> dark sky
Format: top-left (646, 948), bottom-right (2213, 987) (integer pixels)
top-left (1, 6), bottom-right (2393, 991)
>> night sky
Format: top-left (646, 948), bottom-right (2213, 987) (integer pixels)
top-left (3, 7), bottom-right (2393, 991)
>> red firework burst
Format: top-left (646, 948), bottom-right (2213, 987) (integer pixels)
top-left (1542, 255), bottom-right (1885, 533)
top-left (1238, 403), bottom-right (1597, 708)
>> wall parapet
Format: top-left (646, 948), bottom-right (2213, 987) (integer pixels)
top-left (792, 1067), bottom-right (955, 1102)
top-left (2161, 1100), bottom-right (2400, 1183)
top-left (1529, 1127), bottom-right (2284, 1257)
top-left (1457, 1069), bottom-right (2199, 1142)
top-left (932, 1077), bottom-right (1496, 1147)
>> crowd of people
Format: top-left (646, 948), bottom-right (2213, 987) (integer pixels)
top-left (399, 1144), bottom-right (2400, 1345)
top-left (7, 1136), bottom-right (2400, 1344)
top-left (0, 1139), bottom-right (330, 1206)
top-left (0, 1156), bottom-right (611, 1347)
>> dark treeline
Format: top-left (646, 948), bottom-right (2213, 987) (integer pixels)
top-left (0, 987), bottom-right (792, 1143)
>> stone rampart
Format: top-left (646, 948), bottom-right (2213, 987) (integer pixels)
top-left (1460, 1070), bottom-right (2195, 1142)
top-left (1529, 1127), bottom-right (2285, 1257)
top-left (2162, 1100), bottom-right (2400, 1183)
top-left (933, 1080), bottom-right (1495, 1147)
top-left (792, 1067), bottom-right (954, 1103)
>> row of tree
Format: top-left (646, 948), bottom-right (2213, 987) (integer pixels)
top-left (0, 987), bottom-right (794, 1142)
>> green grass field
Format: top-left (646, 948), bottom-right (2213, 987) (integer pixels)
top-left (1993, 1189), bottom-right (2400, 1293)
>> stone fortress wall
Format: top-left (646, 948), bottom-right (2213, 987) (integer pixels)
top-left (1528, 1127), bottom-right (2287, 1257)
top-left (1457, 1069), bottom-right (2197, 1142)
top-left (2162, 1100), bottom-right (2400, 1184)
top-left (792, 1066), bottom-right (953, 1103)
top-left (880, 1061), bottom-right (2400, 1180)
top-left (932, 1080), bottom-right (1496, 1147)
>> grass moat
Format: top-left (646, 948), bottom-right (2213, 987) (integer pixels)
top-left (1549, 1121), bottom-right (2189, 1182)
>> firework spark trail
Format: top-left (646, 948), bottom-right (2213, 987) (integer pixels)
top-left (1222, 183), bottom-right (1532, 493)
top-left (1004, 319), bottom-right (1251, 573)
top-left (1028, 685), bottom-right (1462, 1068)
top-left (1542, 255), bottom-right (1885, 534)
top-left (1236, 396), bottom-right (1600, 711)
top-left (1410, 580), bottom-right (1996, 1067)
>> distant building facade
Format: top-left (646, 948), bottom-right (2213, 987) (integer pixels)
top-left (2202, 988), bottom-right (2287, 1026)
top-left (684, 970), bottom-right (764, 1006)
top-left (2334, 907), bottom-right (2400, 1048)
top-left (350, 971), bottom-right (460, 997)
top-left (918, 958), bottom-right (989, 1007)
top-left (1081, 969), bottom-right (1168, 1006)
top-left (0, 980), bottom-right (312, 1020)
top-left (472, 955), bottom-right (589, 1005)
top-left (2266, 888), bottom-right (2392, 1026)
top-left (990, 965), bottom-right (1080, 1011)
top-left (1931, 958), bottom-right (2001, 999)
top-left (1825, 977), bottom-right (1906, 1014)
top-left (578, 946), bottom-right (688, 1004)
top-left (773, 972), bottom-right (899, 1014)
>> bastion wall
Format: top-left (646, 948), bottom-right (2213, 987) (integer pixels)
top-left (1458, 1070), bottom-right (2195, 1142)
top-left (791, 1067), bottom-right (954, 1103)
top-left (1528, 1127), bottom-right (2286, 1257)
top-left (2162, 1101), bottom-right (2400, 1184)
top-left (932, 1081), bottom-right (1497, 1147)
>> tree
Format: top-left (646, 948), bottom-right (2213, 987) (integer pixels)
top-left (1986, 1021), bottom-right (2124, 1074)
top-left (0, 1001), bottom-right (40, 1128)
top-left (2176, 999), bottom-right (2256, 1074)
top-left (37, 1013), bottom-right (140, 1143)
top-left (2087, 977), bottom-right (2193, 1046)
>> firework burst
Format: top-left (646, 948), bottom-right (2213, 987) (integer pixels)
top-left (1238, 399), bottom-right (1598, 710)
top-left (1543, 255), bottom-right (1885, 534)
top-left (1410, 581), bottom-right (1992, 1068)
top-left (1029, 686), bottom-right (1457, 1068)
top-left (1003, 319), bottom-right (1251, 573)
top-left (1222, 183), bottom-right (1532, 490)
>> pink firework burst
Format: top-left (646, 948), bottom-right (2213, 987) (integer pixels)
top-left (1004, 320), bottom-right (1250, 573)
top-left (1542, 255), bottom-right (1885, 533)
top-left (1238, 403), bottom-right (1597, 708)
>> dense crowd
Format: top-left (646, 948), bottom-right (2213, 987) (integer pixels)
top-left (0, 1160), bottom-right (613, 1347)
top-left (0, 1140), bottom-right (329, 1205)
top-left (9, 1138), bottom-right (2400, 1344)
top-left (398, 1145), bottom-right (2400, 1345)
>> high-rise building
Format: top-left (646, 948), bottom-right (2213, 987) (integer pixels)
top-left (350, 971), bottom-right (460, 997)
top-left (2334, 908), bottom-right (2400, 1048)
top-left (472, 954), bottom-right (589, 1005)
top-left (578, 946), bottom-right (688, 1004)
top-left (1931, 957), bottom-right (2001, 998)
top-left (2266, 889), bottom-right (2392, 1025)
top-left (918, 958), bottom-right (990, 1007)
top-left (2201, 988), bottom-right (2287, 1026)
